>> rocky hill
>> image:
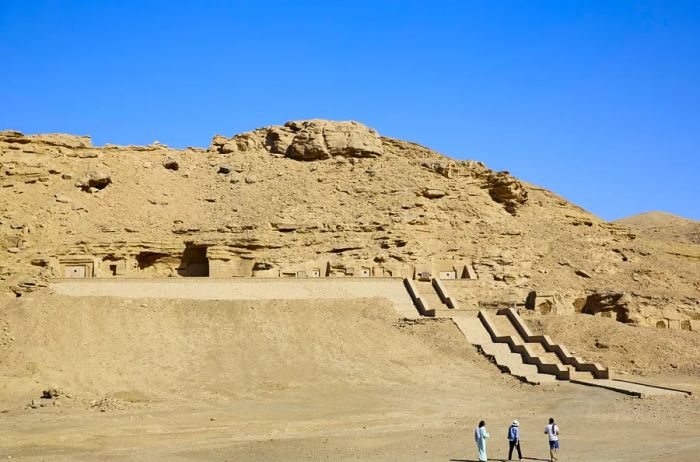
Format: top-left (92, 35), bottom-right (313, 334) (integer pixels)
top-left (1, 120), bottom-right (698, 328)
top-left (616, 211), bottom-right (700, 246)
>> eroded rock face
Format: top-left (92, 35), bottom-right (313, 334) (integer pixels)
top-left (210, 132), bottom-right (264, 154)
top-left (210, 120), bottom-right (384, 161)
top-left (0, 130), bottom-right (91, 149)
top-left (2, 120), bottom-right (697, 333)
top-left (481, 171), bottom-right (529, 215)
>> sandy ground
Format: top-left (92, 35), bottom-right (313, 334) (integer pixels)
top-left (1, 294), bottom-right (698, 461)
top-left (525, 313), bottom-right (700, 376)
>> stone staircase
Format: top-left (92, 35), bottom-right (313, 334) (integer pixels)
top-left (406, 278), bottom-right (474, 317)
top-left (451, 313), bottom-right (555, 385)
top-left (408, 280), bottom-right (691, 397)
top-left (483, 310), bottom-right (602, 380)
top-left (415, 281), bottom-right (448, 311)
top-left (403, 278), bottom-right (435, 317)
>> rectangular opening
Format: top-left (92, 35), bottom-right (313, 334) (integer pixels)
top-left (417, 271), bottom-right (431, 281)
top-left (179, 244), bottom-right (209, 277)
top-left (109, 264), bottom-right (118, 276)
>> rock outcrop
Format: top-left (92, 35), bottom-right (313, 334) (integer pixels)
top-left (76, 171), bottom-right (112, 192)
top-left (210, 120), bottom-right (384, 160)
top-left (481, 171), bottom-right (529, 215)
top-left (0, 130), bottom-right (92, 150)
top-left (1, 119), bottom-right (698, 330)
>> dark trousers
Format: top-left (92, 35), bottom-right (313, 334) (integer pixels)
top-left (508, 439), bottom-right (522, 460)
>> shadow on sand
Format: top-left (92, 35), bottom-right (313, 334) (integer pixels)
top-left (450, 458), bottom-right (550, 462)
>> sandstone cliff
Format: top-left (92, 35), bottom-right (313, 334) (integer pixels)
top-left (0, 120), bottom-right (698, 328)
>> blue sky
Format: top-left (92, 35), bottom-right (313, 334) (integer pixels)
top-left (1, 1), bottom-right (698, 221)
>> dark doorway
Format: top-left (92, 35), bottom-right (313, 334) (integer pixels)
top-left (179, 244), bottom-right (209, 277)
top-left (136, 252), bottom-right (170, 270)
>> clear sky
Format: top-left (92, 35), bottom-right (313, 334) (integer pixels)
top-left (1, 1), bottom-right (698, 221)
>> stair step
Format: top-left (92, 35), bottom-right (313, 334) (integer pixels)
top-left (433, 308), bottom-right (478, 316)
top-left (450, 312), bottom-right (588, 385)
top-left (569, 370), bottom-right (596, 380)
top-left (492, 313), bottom-right (570, 368)
top-left (415, 281), bottom-right (450, 310)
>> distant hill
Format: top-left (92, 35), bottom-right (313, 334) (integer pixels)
top-left (616, 211), bottom-right (700, 245)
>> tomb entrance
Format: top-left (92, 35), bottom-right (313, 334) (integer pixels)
top-left (179, 244), bottom-right (209, 277)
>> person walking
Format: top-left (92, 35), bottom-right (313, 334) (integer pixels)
top-left (507, 419), bottom-right (522, 461)
top-left (544, 417), bottom-right (560, 462)
top-left (474, 420), bottom-right (490, 461)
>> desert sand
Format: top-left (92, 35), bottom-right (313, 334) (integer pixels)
top-left (0, 293), bottom-right (697, 461)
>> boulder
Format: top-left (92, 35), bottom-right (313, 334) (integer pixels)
top-left (54, 193), bottom-right (72, 203)
top-left (163, 157), bottom-right (179, 171)
top-left (77, 171), bottom-right (112, 191)
top-left (210, 132), bottom-right (264, 154)
top-left (42, 387), bottom-right (63, 399)
top-left (422, 188), bottom-right (446, 199)
top-left (78, 151), bottom-right (100, 159)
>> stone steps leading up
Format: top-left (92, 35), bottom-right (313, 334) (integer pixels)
top-left (491, 309), bottom-right (603, 381)
top-left (408, 282), bottom-right (691, 397)
top-left (415, 281), bottom-right (449, 311)
top-left (491, 313), bottom-right (576, 370)
top-left (451, 314), bottom-right (556, 385)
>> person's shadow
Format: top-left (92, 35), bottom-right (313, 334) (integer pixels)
top-left (449, 459), bottom-right (506, 462)
top-left (450, 458), bottom-right (550, 462)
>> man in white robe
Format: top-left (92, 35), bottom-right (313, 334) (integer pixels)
top-left (474, 420), bottom-right (490, 461)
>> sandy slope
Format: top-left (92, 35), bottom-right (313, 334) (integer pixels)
top-left (616, 211), bottom-right (698, 228)
top-left (525, 313), bottom-right (700, 375)
top-left (616, 211), bottom-right (700, 245)
top-left (0, 295), bottom-right (503, 404)
top-left (0, 294), bottom-right (699, 461)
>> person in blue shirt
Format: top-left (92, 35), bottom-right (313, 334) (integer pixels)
top-left (507, 419), bottom-right (522, 461)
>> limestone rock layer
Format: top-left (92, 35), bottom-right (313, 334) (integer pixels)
top-left (0, 120), bottom-right (698, 329)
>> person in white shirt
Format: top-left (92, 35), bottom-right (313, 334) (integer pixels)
top-left (544, 417), bottom-right (560, 462)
